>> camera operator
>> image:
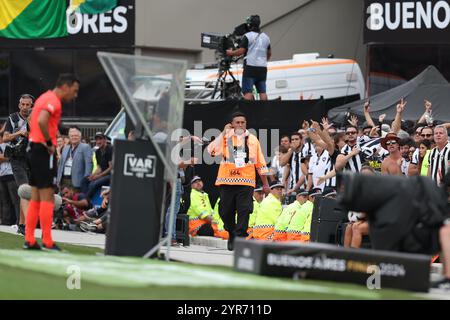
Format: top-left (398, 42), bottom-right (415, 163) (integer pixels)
top-left (3, 94), bottom-right (33, 235)
top-left (226, 15), bottom-right (271, 101)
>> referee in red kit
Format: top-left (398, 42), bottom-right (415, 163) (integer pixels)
top-left (24, 74), bottom-right (80, 250)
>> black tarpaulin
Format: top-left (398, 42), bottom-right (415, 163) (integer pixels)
top-left (328, 65), bottom-right (450, 125)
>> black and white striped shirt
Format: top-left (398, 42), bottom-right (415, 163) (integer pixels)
top-left (340, 144), bottom-right (363, 173)
top-left (288, 150), bottom-right (303, 189)
top-left (428, 142), bottom-right (450, 185)
top-left (302, 141), bottom-right (316, 158)
top-left (411, 149), bottom-right (420, 165)
top-left (325, 151), bottom-right (338, 187)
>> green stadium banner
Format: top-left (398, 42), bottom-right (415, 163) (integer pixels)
top-left (0, 0), bottom-right (67, 39)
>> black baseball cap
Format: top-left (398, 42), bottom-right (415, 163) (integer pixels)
top-left (269, 181), bottom-right (284, 189)
top-left (95, 132), bottom-right (106, 139)
top-left (308, 188), bottom-right (322, 197)
top-left (322, 187), bottom-right (337, 197)
top-left (254, 185), bottom-right (263, 192)
top-left (296, 188), bottom-right (309, 196)
top-left (190, 176), bottom-right (202, 185)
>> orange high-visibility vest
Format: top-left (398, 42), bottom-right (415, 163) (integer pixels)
top-left (208, 131), bottom-right (269, 187)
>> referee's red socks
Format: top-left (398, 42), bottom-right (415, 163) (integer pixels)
top-left (25, 200), bottom-right (40, 245)
top-left (25, 200), bottom-right (54, 247)
top-left (39, 201), bottom-right (55, 247)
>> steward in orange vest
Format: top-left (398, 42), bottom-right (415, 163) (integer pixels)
top-left (207, 111), bottom-right (270, 250)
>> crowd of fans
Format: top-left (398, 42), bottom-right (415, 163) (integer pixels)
top-left (0, 96), bottom-right (113, 235)
top-left (1, 95), bottom-right (450, 283)
top-left (1, 97), bottom-right (448, 241)
top-left (179, 98), bottom-right (450, 289)
top-left (54, 128), bottom-right (113, 234)
top-left (182, 99), bottom-right (450, 246)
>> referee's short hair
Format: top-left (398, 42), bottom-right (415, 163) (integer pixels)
top-left (55, 73), bottom-right (80, 88)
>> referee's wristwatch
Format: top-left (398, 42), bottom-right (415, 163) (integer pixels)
top-left (46, 139), bottom-right (53, 147)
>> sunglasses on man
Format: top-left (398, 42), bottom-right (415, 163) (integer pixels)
top-left (385, 140), bottom-right (398, 146)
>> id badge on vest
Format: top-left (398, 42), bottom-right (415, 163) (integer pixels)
top-left (234, 150), bottom-right (247, 168)
top-left (64, 157), bottom-right (73, 176)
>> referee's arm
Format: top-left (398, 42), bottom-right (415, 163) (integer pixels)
top-left (38, 110), bottom-right (55, 154)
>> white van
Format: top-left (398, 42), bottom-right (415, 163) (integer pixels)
top-left (185, 53), bottom-right (365, 101)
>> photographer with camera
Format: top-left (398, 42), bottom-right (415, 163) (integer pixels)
top-left (226, 15), bottom-right (271, 101)
top-left (0, 131), bottom-right (20, 226)
top-left (3, 94), bottom-right (34, 235)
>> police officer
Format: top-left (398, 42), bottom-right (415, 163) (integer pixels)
top-left (226, 14), bottom-right (272, 101)
top-left (3, 94), bottom-right (34, 235)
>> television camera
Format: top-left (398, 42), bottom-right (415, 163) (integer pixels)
top-left (200, 22), bottom-right (249, 99)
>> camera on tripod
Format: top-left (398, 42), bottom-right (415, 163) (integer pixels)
top-left (199, 23), bottom-right (249, 100)
top-left (200, 22), bottom-right (248, 69)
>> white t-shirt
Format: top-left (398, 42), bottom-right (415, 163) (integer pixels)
top-left (308, 150), bottom-right (331, 191)
top-left (270, 153), bottom-right (285, 184)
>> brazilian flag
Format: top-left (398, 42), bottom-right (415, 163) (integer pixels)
top-left (0, 0), bottom-right (67, 39)
top-left (70, 0), bottom-right (117, 14)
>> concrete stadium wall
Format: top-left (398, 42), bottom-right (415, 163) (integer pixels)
top-left (134, 0), bottom-right (366, 73)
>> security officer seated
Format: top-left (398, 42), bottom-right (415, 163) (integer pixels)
top-left (247, 185), bottom-right (265, 237)
top-left (273, 188), bottom-right (309, 242)
top-left (187, 176), bottom-right (214, 237)
top-left (286, 188), bottom-right (321, 242)
top-left (251, 181), bottom-right (284, 241)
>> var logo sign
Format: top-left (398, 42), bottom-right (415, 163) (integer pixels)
top-left (123, 154), bottom-right (156, 179)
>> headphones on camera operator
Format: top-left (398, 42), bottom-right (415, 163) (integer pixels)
top-left (246, 15), bottom-right (261, 32)
top-left (4, 93), bottom-right (34, 159)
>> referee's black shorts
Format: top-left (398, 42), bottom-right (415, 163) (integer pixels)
top-left (27, 142), bottom-right (57, 189)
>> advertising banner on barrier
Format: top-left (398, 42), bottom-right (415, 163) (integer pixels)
top-left (234, 239), bottom-right (431, 292)
top-left (364, 0), bottom-right (450, 44)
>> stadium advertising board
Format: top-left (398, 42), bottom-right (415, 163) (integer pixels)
top-left (234, 239), bottom-right (431, 292)
top-left (364, 0), bottom-right (450, 44)
top-left (0, 0), bottom-right (135, 48)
